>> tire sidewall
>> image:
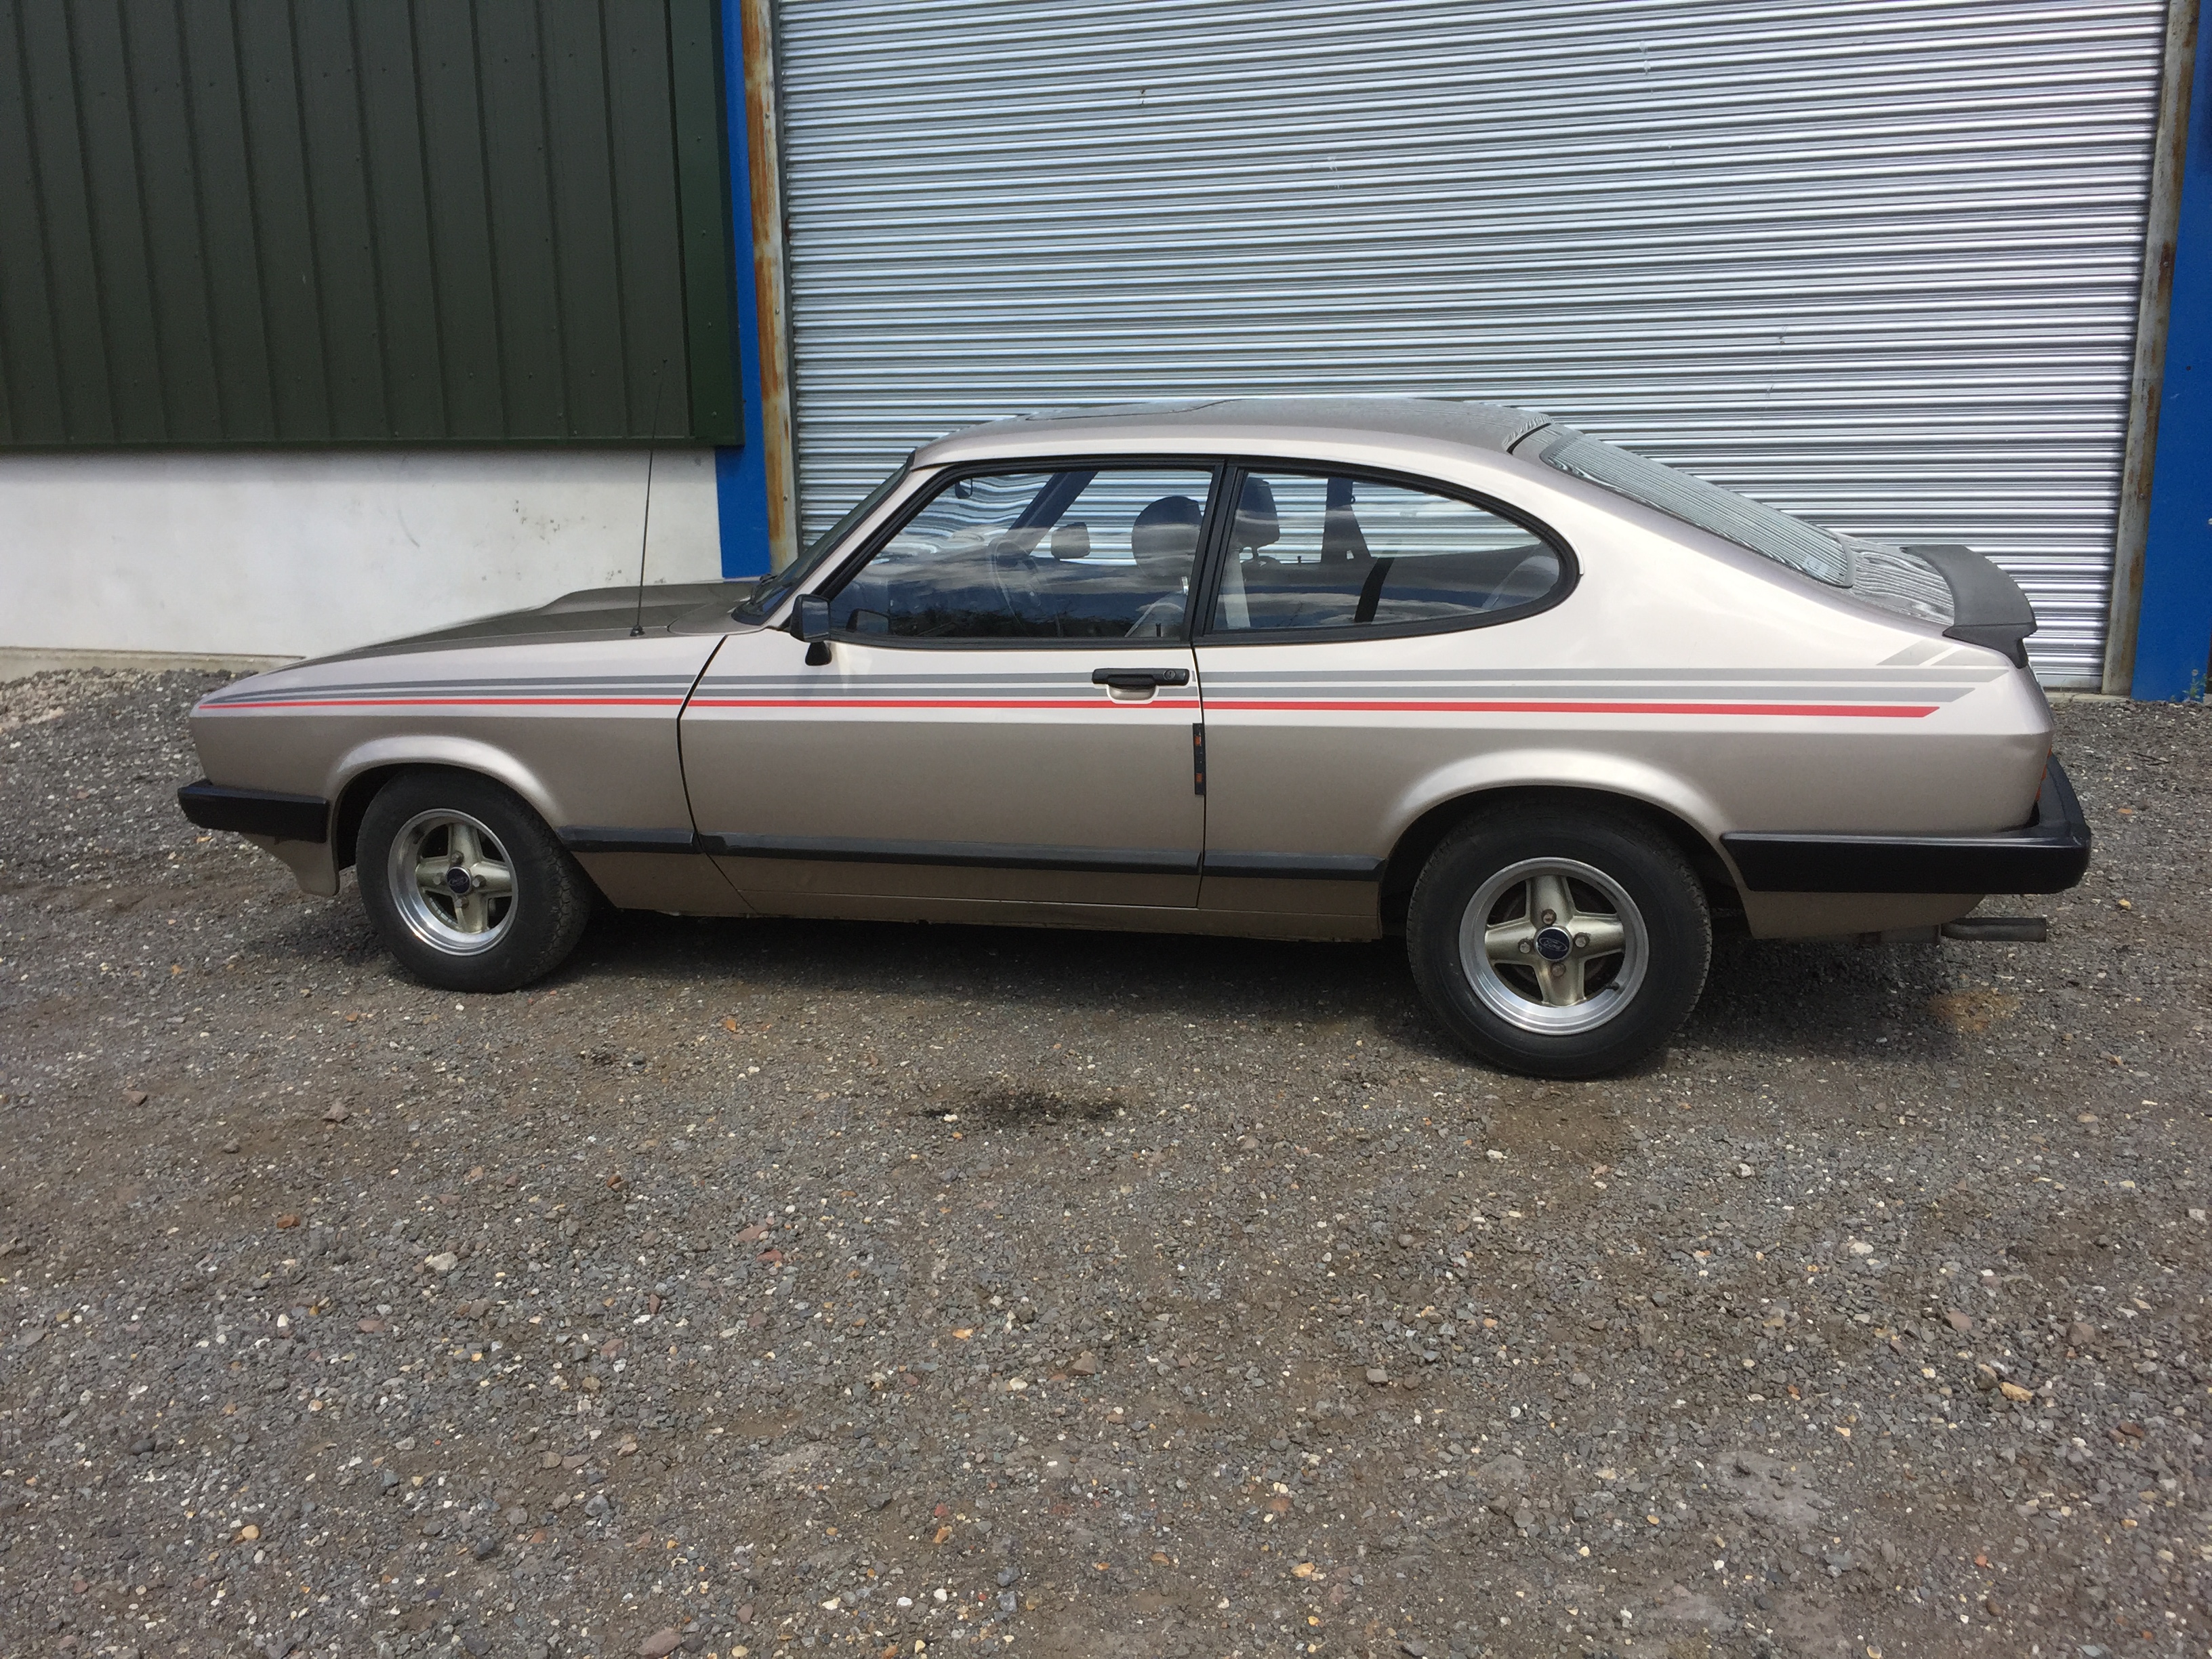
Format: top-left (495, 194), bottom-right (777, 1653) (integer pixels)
top-left (356, 771), bottom-right (591, 994)
top-left (1408, 808), bottom-right (1710, 1078)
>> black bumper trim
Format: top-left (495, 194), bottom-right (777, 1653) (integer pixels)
top-left (559, 827), bottom-right (704, 855)
top-left (1722, 758), bottom-right (2091, 895)
top-left (178, 779), bottom-right (330, 843)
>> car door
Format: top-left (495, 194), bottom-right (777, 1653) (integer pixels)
top-left (682, 462), bottom-right (1221, 910)
top-left (1191, 464), bottom-right (1574, 922)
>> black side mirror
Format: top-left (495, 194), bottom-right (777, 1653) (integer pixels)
top-left (794, 594), bottom-right (833, 664)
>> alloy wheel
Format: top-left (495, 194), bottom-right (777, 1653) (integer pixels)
top-left (386, 809), bottom-right (516, 955)
top-left (1457, 857), bottom-right (1648, 1035)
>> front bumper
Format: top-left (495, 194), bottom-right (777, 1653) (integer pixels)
top-left (178, 778), bottom-right (330, 843)
top-left (1720, 758), bottom-right (2092, 895)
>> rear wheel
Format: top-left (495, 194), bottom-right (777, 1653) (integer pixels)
top-left (357, 771), bottom-right (592, 992)
top-left (1408, 806), bottom-right (1710, 1078)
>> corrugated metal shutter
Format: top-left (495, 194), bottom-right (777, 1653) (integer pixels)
top-left (773, 0), bottom-right (2171, 684)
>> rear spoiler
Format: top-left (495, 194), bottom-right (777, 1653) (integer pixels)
top-left (1904, 544), bottom-right (2038, 668)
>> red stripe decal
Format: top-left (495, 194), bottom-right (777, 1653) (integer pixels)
top-left (1202, 699), bottom-right (1940, 718)
top-left (687, 697), bottom-right (1197, 710)
top-left (687, 697), bottom-right (1936, 718)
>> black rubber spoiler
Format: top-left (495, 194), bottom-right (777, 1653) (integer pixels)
top-left (1904, 544), bottom-right (2038, 668)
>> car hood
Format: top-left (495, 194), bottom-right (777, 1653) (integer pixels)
top-left (308, 581), bottom-right (756, 665)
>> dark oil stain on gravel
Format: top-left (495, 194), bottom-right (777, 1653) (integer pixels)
top-left (1, 670), bottom-right (2209, 1659)
top-left (921, 1086), bottom-right (1125, 1128)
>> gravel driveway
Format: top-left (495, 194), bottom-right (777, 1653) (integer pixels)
top-left (2, 670), bottom-right (2207, 1659)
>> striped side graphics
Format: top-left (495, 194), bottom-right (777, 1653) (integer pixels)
top-left (688, 672), bottom-right (1200, 711)
top-left (1192, 665), bottom-right (2000, 719)
top-left (201, 663), bottom-right (1999, 720)
top-left (197, 674), bottom-right (700, 712)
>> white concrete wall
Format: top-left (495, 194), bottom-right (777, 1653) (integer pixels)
top-left (0, 448), bottom-right (722, 659)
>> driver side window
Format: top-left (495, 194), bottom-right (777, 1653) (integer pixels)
top-left (828, 466), bottom-right (1218, 641)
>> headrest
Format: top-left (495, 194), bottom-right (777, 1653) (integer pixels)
top-left (1050, 520), bottom-right (1092, 560)
top-left (1235, 475), bottom-right (1279, 549)
top-left (1132, 494), bottom-right (1205, 560)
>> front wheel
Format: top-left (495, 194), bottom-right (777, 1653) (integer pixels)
top-left (1407, 806), bottom-right (1710, 1078)
top-left (356, 771), bottom-right (592, 993)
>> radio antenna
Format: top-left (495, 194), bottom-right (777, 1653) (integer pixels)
top-left (630, 368), bottom-right (670, 638)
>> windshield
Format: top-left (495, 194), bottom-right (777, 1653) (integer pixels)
top-left (734, 455), bottom-right (913, 619)
top-left (1523, 425), bottom-right (1851, 588)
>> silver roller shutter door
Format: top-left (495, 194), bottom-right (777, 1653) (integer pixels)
top-left (774, 0), bottom-right (2171, 684)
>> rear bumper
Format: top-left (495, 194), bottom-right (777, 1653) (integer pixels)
top-left (1721, 758), bottom-right (2091, 895)
top-left (178, 778), bottom-right (330, 843)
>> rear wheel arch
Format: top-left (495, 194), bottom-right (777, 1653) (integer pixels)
top-left (1379, 784), bottom-right (1737, 933)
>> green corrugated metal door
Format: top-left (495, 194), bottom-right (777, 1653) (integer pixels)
top-left (0, 0), bottom-right (737, 446)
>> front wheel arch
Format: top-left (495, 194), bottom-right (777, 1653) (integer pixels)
top-left (327, 739), bottom-right (565, 870)
top-left (1379, 784), bottom-right (1737, 934)
top-left (333, 765), bottom-right (404, 872)
top-left (335, 767), bottom-right (609, 913)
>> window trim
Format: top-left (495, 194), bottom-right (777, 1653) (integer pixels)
top-left (1187, 459), bottom-right (1579, 647)
top-left (806, 455), bottom-right (1231, 652)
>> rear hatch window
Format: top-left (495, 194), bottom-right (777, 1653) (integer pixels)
top-left (1520, 424), bottom-right (1951, 624)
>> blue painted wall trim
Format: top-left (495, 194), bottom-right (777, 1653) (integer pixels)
top-left (715, 0), bottom-right (773, 579)
top-left (2134, 14), bottom-right (2212, 699)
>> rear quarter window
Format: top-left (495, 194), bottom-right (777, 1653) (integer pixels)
top-left (1208, 469), bottom-right (1568, 636)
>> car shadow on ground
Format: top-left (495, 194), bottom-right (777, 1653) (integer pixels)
top-left (241, 881), bottom-right (1978, 1076)
top-left (535, 903), bottom-right (1969, 1075)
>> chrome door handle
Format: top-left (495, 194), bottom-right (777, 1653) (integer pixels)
top-left (1091, 667), bottom-right (1191, 689)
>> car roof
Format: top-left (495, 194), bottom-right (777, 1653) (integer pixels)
top-left (914, 396), bottom-right (1553, 469)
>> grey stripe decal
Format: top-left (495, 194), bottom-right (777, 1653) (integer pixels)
top-left (1201, 684), bottom-right (1975, 703)
top-left (205, 676), bottom-right (695, 703)
top-left (1194, 666), bottom-right (2005, 684)
top-left (211, 675), bottom-right (699, 691)
top-left (695, 679), bottom-right (1170, 693)
top-left (697, 682), bottom-right (1118, 693)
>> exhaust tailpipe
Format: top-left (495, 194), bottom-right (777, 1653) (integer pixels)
top-left (1940, 916), bottom-right (2048, 943)
top-left (1858, 916), bottom-right (2049, 945)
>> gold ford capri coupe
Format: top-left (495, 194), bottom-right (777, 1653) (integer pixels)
top-left (180, 399), bottom-right (2089, 1077)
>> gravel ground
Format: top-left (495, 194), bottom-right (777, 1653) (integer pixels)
top-left (1, 668), bottom-right (2207, 1659)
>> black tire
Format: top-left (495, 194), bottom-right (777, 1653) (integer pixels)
top-left (356, 769), bottom-right (592, 994)
top-left (1406, 805), bottom-right (1710, 1078)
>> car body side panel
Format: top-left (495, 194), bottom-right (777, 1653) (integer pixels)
top-left (189, 632), bottom-right (726, 902)
top-left (682, 627), bottom-right (1206, 906)
top-left (571, 851), bottom-right (754, 916)
top-left (1190, 466), bottom-right (2051, 933)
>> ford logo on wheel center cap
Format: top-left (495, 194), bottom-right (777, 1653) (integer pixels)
top-left (445, 867), bottom-right (472, 895)
top-left (1534, 926), bottom-right (1574, 962)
